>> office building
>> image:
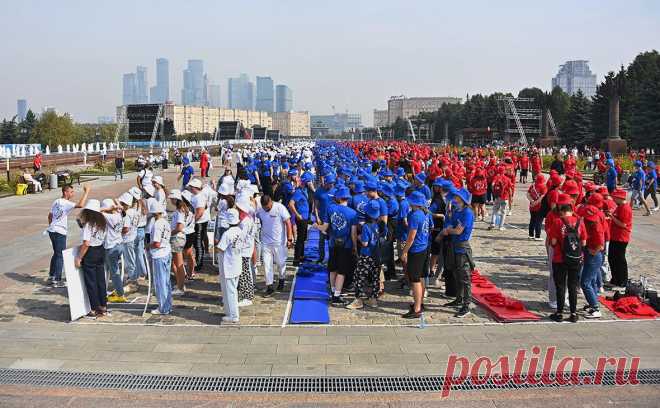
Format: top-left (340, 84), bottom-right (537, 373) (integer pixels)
top-left (271, 111), bottom-right (309, 137)
top-left (228, 74), bottom-right (254, 110)
top-left (181, 59), bottom-right (205, 106)
top-left (122, 73), bottom-right (137, 105)
top-left (387, 96), bottom-right (461, 125)
top-left (552, 60), bottom-right (598, 98)
top-left (310, 113), bottom-right (362, 135)
top-left (17, 99), bottom-right (28, 121)
top-left (207, 84), bottom-right (221, 108)
top-left (256, 76), bottom-right (274, 112)
top-left (149, 58), bottom-right (170, 103)
top-left (275, 84), bottom-right (293, 112)
top-left (373, 109), bottom-right (388, 128)
top-left (136, 66), bottom-right (148, 104)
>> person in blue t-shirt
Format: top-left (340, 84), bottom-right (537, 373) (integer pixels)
top-left (645, 162), bottom-right (659, 211)
top-left (413, 172), bottom-right (432, 201)
top-left (365, 180), bottom-right (388, 224)
top-left (177, 157), bottom-right (195, 189)
top-left (401, 191), bottom-right (431, 319)
top-left (314, 173), bottom-right (336, 263)
top-left (348, 200), bottom-right (381, 310)
top-left (606, 159), bottom-right (618, 193)
top-left (289, 181), bottom-right (311, 265)
top-left (378, 182), bottom-right (399, 280)
top-left (441, 188), bottom-right (475, 318)
top-left (630, 161), bottom-right (651, 215)
top-left (317, 187), bottom-right (358, 306)
top-left (394, 182), bottom-right (410, 263)
top-left (351, 181), bottom-right (369, 221)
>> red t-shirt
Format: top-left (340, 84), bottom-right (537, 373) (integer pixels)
top-left (584, 218), bottom-right (605, 251)
top-left (550, 215), bottom-right (588, 263)
top-left (469, 176), bottom-right (487, 196)
top-left (520, 156), bottom-right (529, 170)
top-left (531, 156), bottom-right (542, 173)
top-left (610, 203), bottom-right (633, 243)
top-left (492, 175), bottom-right (512, 200)
top-left (528, 183), bottom-right (546, 211)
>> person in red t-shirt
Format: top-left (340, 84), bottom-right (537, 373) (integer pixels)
top-left (578, 204), bottom-right (605, 318)
top-left (531, 154), bottom-right (542, 179)
top-left (527, 174), bottom-right (547, 240)
top-left (549, 194), bottom-right (587, 322)
top-left (468, 170), bottom-right (488, 220)
top-left (519, 153), bottom-right (530, 183)
top-left (606, 189), bottom-right (633, 288)
top-left (488, 168), bottom-right (512, 231)
top-left (504, 158), bottom-right (516, 216)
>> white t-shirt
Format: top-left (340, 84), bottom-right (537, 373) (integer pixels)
top-left (256, 202), bottom-right (291, 246)
top-left (192, 192), bottom-right (210, 224)
top-left (82, 223), bottom-right (106, 247)
top-left (170, 210), bottom-right (187, 234)
top-left (238, 216), bottom-right (257, 257)
top-left (183, 209), bottom-right (195, 234)
top-left (123, 207), bottom-right (139, 243)
top-left (154, 188), bottom-right (167, 208)
top-left (103, 212), bottom-right (124, 249)
top-left (149, 217), bottom-right (171, 259)
top-left (217, 225), bottom-right (242, 279)
top-left (202, 185), bottom-right (216, 221)
top-left (138, 169), bottom-right (153, 187)
top-left (137, 205), bottom-right (147, 227)
top-left (216, 198), bottom-right (229, 229)
top-left (47, 198), bottom-right (76, 235)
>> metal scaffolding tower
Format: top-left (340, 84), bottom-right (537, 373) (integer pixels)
top-left (497, 97), bottom-right (542, 146)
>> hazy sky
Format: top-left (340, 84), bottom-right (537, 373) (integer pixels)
top-left (1, 0), bottom-right (659, 125)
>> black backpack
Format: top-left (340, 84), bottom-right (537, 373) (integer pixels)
top-left (561, 217), bottom-right (583, 266)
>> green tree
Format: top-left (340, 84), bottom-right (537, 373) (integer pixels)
top-left (31, 111), bottom-right (77, 146)
top-left (563, 90), bottom-right (593, 147)
top-left (626, 50), bottom-right (660, 149)
top-left (16, 109), bottom-right (37, 144)
top-left (548, 86), bottom-right (571, 135)
top-left (0, 118), bottom-right (19, 144)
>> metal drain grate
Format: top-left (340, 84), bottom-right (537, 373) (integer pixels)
top-left (0, 369), bottom-right (657, 393)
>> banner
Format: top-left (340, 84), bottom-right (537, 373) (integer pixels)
top-left (63, 247), bottom-right (91, 321)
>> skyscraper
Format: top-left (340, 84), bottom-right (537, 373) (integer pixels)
top-left (17, 99), bottom-right (27, 121)
top-left (275, 84), bottom-right (293, 112)
top-left (181, 60), bottom-right (205, 106)
top-left (256, 76), bottom-right (274, 112)
top-left (228, 74), bottom-right (254, 110)
top-left (136, 66), bottom-right (148, 104)
top-left (208, 84), bottom-right (221, 108)
top-left (150, 58), bottom-right (170, 103)
top-left (551, 60), bottom-right (597, 98)
top-left (122, 73), bottom-right (137, 105)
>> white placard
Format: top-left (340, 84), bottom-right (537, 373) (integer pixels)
top-left (63, 247), bottom-right (92, 321)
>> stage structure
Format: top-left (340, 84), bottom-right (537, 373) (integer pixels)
top-left (266, 129), bottom-right (281, 141)
top-left (496, 97), bottom-right (542, 146)
top-left (252, 126), bottom-right (268, 140)
top-left (215, 121), bottom-right (242, 140)
top-left (115, 104), bottom-right (174, 144)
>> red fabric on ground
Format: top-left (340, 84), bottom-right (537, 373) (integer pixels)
top-left (470, 270), bottom-right (541, 322)
top-left (599, 296), bottom-right (659, 320)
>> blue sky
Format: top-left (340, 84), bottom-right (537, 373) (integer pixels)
top-left (1, 0), bottom-right (659, 125)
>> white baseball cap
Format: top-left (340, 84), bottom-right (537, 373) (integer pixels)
top-left (101, 198), bottom-right (115, 211)
top-left (118, 193), bottom-right (133, 206)
top-left (83, 199), bottom-right (101, 213)
top-left (152, 175), bottom-right (164, 186)
top-left (235, 196), bottom-right (253, 213)
top-left (168, 189), bottom-right (182, 201)
top-left (187, 178), bottom-right (203, 189)
top-left (128, 187), bottom-right (142, 200)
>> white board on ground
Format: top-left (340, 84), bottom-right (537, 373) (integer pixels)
top-left (63, 247), bottom-right (91, 321)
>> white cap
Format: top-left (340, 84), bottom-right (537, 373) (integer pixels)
top-left (83, 199), bottom-right (101, 213)
top-left (128, 187), bottom-right (142, 200)
top-left (118, 193), bottom-right (133, 206)
top-left (226, 208), bottom-right (240, 225)
top-left (147, 199), bottom-right (165, 214)
top-left (187, 178), bottom-right (203, 189)
top-left (181, 190), bottom-right (193, 203)
top-left (235, 196), bottom-right (253, 213)
top-left (101, 198), bottom-right (115, 211)
top-left (168, 189), bottom-right (182, 201)
top-left (152, 175), bottom-right (164, 186)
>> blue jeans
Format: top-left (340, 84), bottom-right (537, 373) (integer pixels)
top-left (581, 251), bottom-right (602, 308)
top-left (105, 244), bottom-right (124, 296)
top-left (153, 254), bottom-right (173, 314)
top-left (133, 227), bottom-right (147, 278)
top-left (48, 232), bottom-right (66, 281)
top-left (123, 239), bottom-right (137, 281)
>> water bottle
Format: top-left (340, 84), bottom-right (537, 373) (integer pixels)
top-left (418, 312), bottom-right (426, 329)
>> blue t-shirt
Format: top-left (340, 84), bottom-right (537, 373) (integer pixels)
top-left (291, 188), bottom-right (310, 220)
top-left (181, 165), bottom-right (194, 187)
top-left (314, 187), bottom-right (332, 223)
top-left (328, 204), bottom-right (358, 249)
top-left (647, 169), bottom-right (658, 189)
top-left (373, 197), bottom-right (388, 219)
top-left (352, 193), bottom-right (369, 218)
top-left (450, 206), bottom-right (474, 254)
top-left (631, 168), bottom-right (645, 191)
top-left (281, 181), bottom-right (294, 206)
top-left (407, 209), bottom-right (430, 254)
top-left (359, 222), bottom-right (379, 257)
top-left (396, 198), bottom-right (410, 240)
top-left (386, 197), bottom-right (399, 217)
top-left (417, 184), bottom-right (432, 201)
top-left (606, 167), bottom-right (617, 190)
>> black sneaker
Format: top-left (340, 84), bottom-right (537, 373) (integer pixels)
top-left (331, 295), bottom-right (346, 306)
top-left (401, 309), bottom-right (422, 319)
top-left (569, 313), bottom-right (579, 323)
top-left (277, 279), bottom-right (285, 291)
top-left (582, 304), bottom-right (591, 312)
top-left (443, 299), bottom-right (461, 308)
top-left (549, 312), bottom-right (563, 322)
top-left (454, 307), bottom-right (470, 318)
top-left (292, 260), bottom-right (300, 267)
top-left (263, 286), bottom-right (275, 297)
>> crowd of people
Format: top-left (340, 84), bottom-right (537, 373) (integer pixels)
top-left (43, 140), bottom-right (652, 324)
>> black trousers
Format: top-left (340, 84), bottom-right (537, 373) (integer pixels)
top-left (552, 261), bottom-right (581, 314)
top-left (528, 210), bottom-right (544, 238)
top-left (195, 222), bottom-right (208, 268)
top-left (608, 241), bottom-right (629, 286)
top-left (454, 253), bottom-right (472, 307)
top-left (644, 184), bottom-right (658, 207)
top-left (442, 240), bottom-right (457, 297)
top-left (382, 238), bottom-right (396, 280)
top-left (294, 219), bottom-right (309, 261)
top-left (82, 246), bottom-right (107, 311)
top-left (318, 231), bottom-right (326, 263)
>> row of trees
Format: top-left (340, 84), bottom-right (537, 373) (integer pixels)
top-left (0, 110), bottom-right (117, 146)
top-left (389, 50), bottom-right (660, 149)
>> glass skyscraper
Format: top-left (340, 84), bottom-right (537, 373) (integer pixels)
top-left (122, 73), bottom-right (137, 105)
top-left (182, 59), bottom-right (205, 106)
top-left (17, 99), bottom-right (27, 121)
top-left (228, 73), bottom-right (254, 110)
top-left (136, 66), bottom-right (148, 104)
top-left (256, 76), bottom-right (274, 112)
top-left (551, 60), bottom-right (597, 98)
top-left (275, 84), bottom-right (293, 112)
top-left (150, 58), bottom-right (169, 103)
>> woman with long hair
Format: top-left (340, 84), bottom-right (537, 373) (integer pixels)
top-left (168, 189), bottom-right (191, 296)
top-left (102, 199), bottom-right (126, 303)
top-left (74, 200), bottom-right (108, 318)
top-left (117, 193), bottom-right (138, 294)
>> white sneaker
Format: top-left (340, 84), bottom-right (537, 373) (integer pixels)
top-left (424, 289), bottom-right (428, 298)
top-left (534, 237), bottom-right (543, 241)
top-left (238, 299), bottom-right (253, 307)
top-left (652, 207), bottom-right (659, 212)
top-left (585, 309), bottom-right (602, 319)
top-left (222, 316), bottom-right (239, 324)
top-left (507, 211), bottom-right (512, 216)
top-left (172, 288), bottom-right (185, 296)
top-left (150, 309), bottom-right (169, 315)
top-left (548, 301), bottom-right (557, 309)
top-left (499, 226), bottom-right (506, 231)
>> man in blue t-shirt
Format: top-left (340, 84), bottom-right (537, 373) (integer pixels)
top-left (289, 181), bottom-right (311, 265)
top-left (441, 188), bottom-right (474, 318)
top-left (630, 161), bottom-right (651, 215)
top-left (645, 162), bottom-right (659, 211)
top-left (401, 191), bottom-right (431, 319)
top-left (606, 159), bottom-right (618, 193)
top-left (314, 174), bottom-right (336, 264)
top-left (177, 157), bottom-right (195, 189)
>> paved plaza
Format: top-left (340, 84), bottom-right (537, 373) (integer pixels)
top-left (0, 159), bottom-right (658, 402)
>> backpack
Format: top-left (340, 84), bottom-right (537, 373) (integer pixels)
top-left (492, 178), bottom-right (504, 199)
top-left (561, 217), bottom-right (583, 266)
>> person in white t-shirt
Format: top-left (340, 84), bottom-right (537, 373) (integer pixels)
top-left (46, 184), bottom-right (90, 287)
top-left (74, 199), bottom-right (108, 318)
top-left (168, 189), bottom-right (191, 296)
top-left (137, 166), bottom-right (154, 191)
top-left (117, 193), bottom-right (139, 294)
top-left (189, 178), bottom-right (209, 272)
top-left (181, 190), bottom-right (197, 280)
top-left (256, 195), bottom-right (293, 296)
top-left (236, 196), bottom-right (257, 306)
top-left (102, 199), bottom-right (126, 303)
top-left (217, 208), bottom-right (242, 323)
top-left (128, 187), bottom-right (148, 282)
top-left (148, 200), bottom-right (172, 315)
top-left (152, 175), bottom-right (168, 208)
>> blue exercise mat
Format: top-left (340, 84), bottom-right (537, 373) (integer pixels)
top-left (295, 276), bottom-right (328, 291)
top-left (290, 299), bottom-right (330, 324)
top-left (293, 288), bottom-right (330, 300)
